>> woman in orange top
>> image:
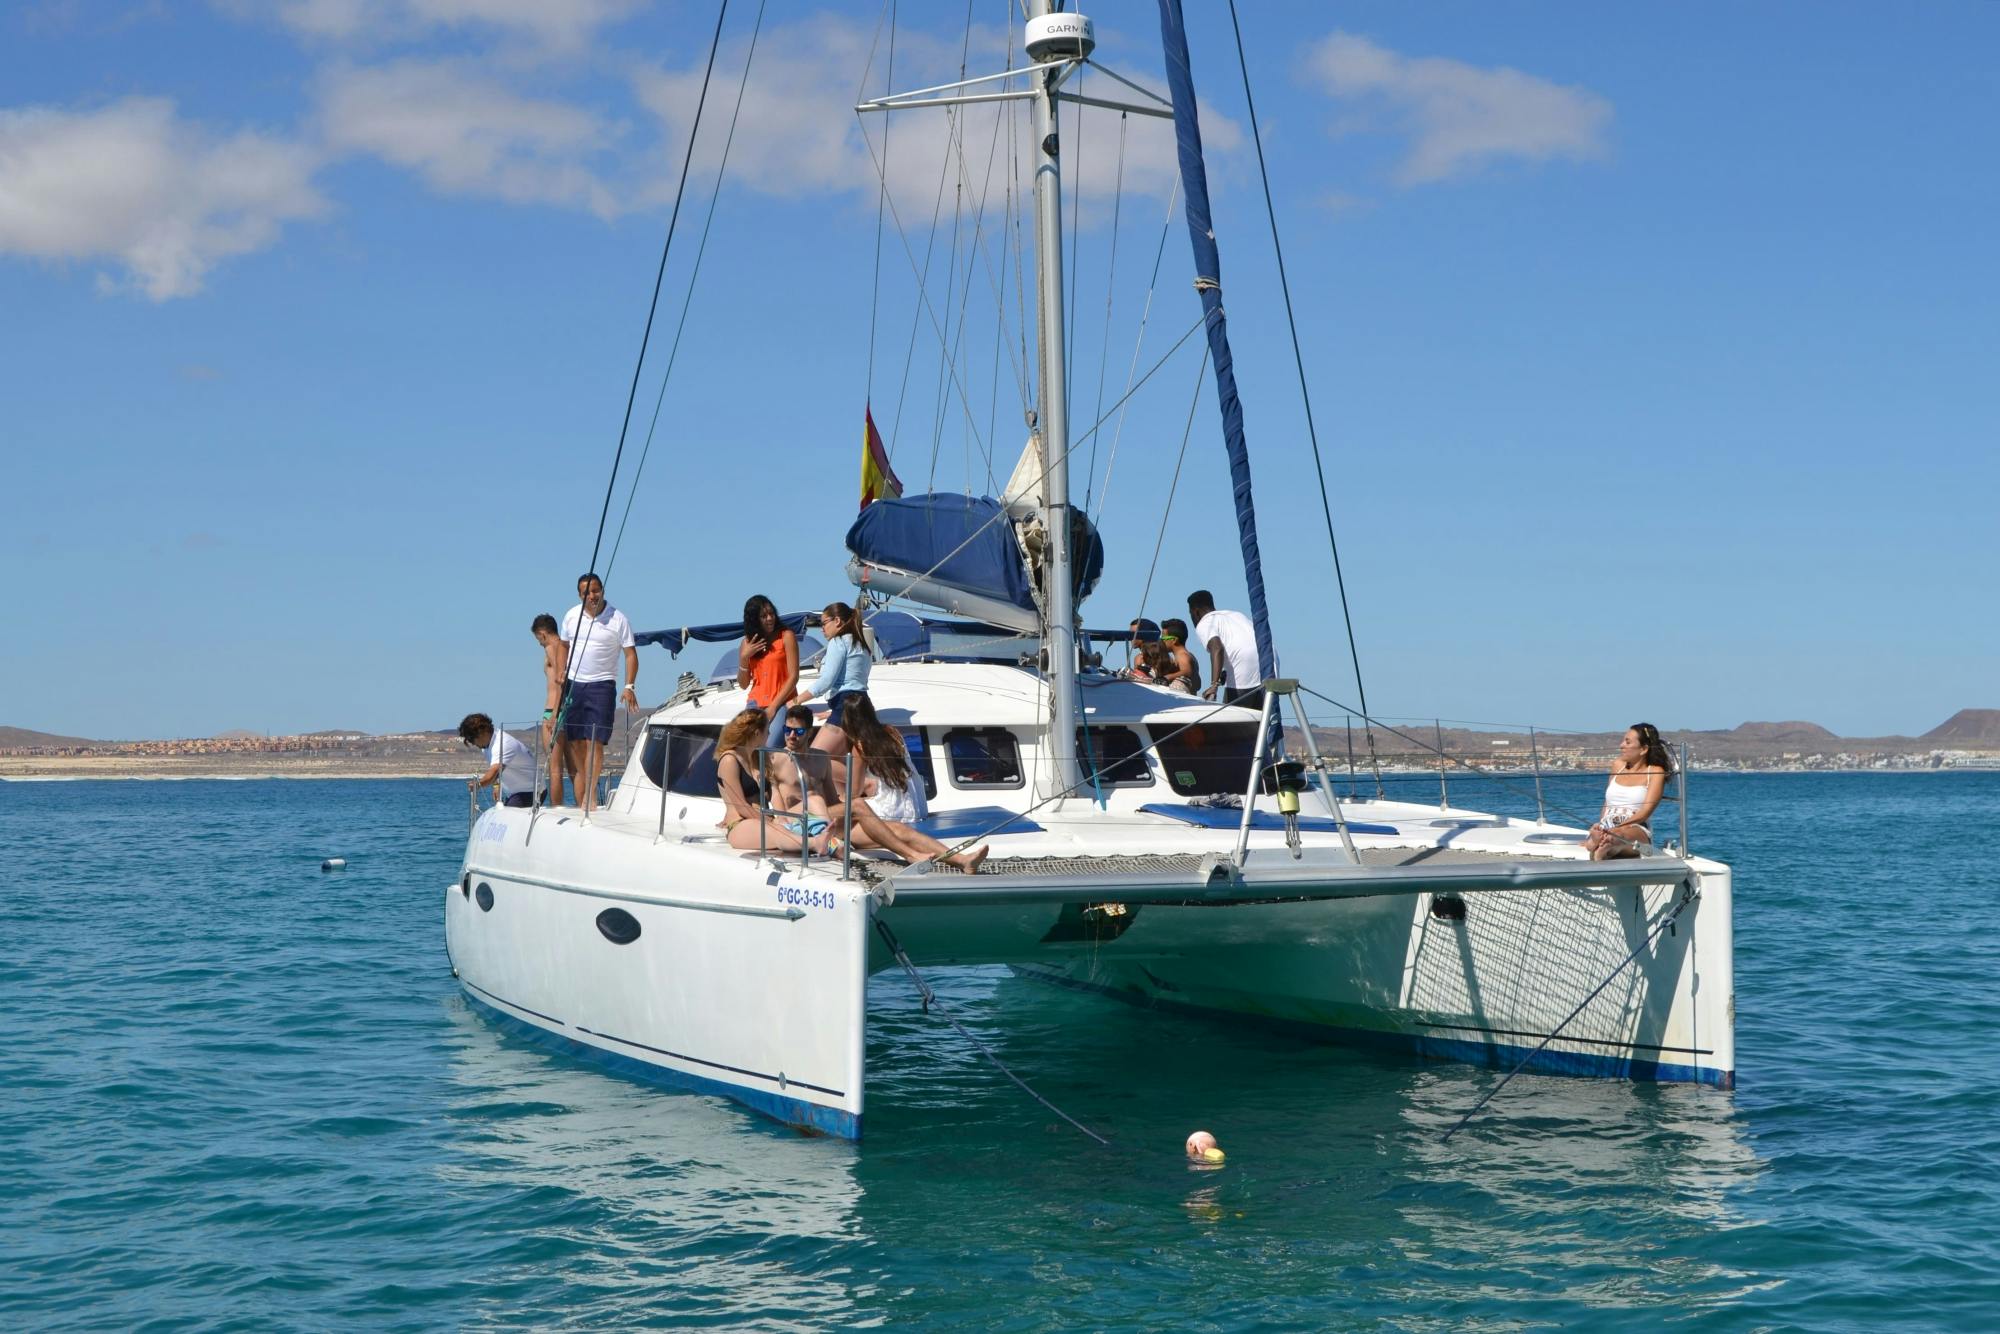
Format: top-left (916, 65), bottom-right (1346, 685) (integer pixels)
top-left (736, 594), bottom-right (799, 746)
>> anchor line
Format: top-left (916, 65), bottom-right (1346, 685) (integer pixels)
top-left (873, 918), bottom-right (1113, 1148)
top-left (1440, 882), bottom-right (1701, 1143)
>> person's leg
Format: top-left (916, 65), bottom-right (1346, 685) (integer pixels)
top-left (884, 820), bottom-right (987, 872)
top-left (730, 817), bottom-right (802, 852)
top-left (832, 804), bottom-right (986, 872)
top-left (584, 739), bottom-right (606, 811)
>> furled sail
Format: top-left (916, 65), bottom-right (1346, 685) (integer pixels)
top-left (1156, 0), bottom-right (1277, 683)
top-left (844, 492), bottom-right (1104, 634)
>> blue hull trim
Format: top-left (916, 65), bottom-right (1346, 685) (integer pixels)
top-left (458, 987), bottom-right (862, 1139)
top-left (1015, 966), bottom-right (1734, 1090)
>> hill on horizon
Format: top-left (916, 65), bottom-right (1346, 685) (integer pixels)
top-left (0, 725), bottom-right (100, 748)
top-left (1923, 709), bottom-right (2000, 745)
top-left (1727, 720), bottom-right (1840, 743)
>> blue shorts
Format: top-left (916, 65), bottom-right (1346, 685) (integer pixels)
top-left (562, 680), bottom-right (615, 743)
top-left (825, 690), bottom-right (867, 729)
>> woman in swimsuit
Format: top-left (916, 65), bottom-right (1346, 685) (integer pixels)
top-left (714, 707), bottom-right (829, 855)
top-left (828, 695), bottom-right (988, 873)
top-left (736, 594), bottom-right (799, 749)
top-left (1584, 722), bottom-right (1671, 860)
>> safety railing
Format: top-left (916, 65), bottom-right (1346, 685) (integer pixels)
top-left (1290, 699), bottom-right (1694, 857)
top-left (752, 745), bottom-right (858, 878)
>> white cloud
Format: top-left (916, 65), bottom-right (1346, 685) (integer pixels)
top-left (0, 97), bottom-right (324, 298)
top-left (317, 59), bottom-right (620, 215)
top-left (247, 0), bottom-right (642, 49)
top-left (1305, 32), bottom-right (1610, 185)
top-left (631, 16), bottom-right (1235, 225)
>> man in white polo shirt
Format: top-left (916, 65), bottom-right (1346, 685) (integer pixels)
top-left (1187, 589), bottom-right (1264, 710)
top-left (560, 572), bottom-right (638, 813)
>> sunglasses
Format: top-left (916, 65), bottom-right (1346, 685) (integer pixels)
top-left (783, 725), bottom-right (810, 737)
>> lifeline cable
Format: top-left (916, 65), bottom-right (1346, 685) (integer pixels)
top-left (874, 917), bottom-right (1113, 1147)
top-left (1441, 884), bottom-right (1700, 1142)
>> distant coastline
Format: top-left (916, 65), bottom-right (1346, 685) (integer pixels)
top-left (4, 709), bottom-right (1996, 782)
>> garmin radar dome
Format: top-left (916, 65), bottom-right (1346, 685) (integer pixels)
top-left (1024, 11), bottom-right (1094, 62)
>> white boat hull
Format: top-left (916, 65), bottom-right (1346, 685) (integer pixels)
top-left (446, 806), bottom-right (871, 1136)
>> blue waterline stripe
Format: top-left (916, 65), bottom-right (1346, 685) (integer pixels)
top-left (460, 976), bottom-right (564, 1027)
top-left (455, 977), bottom-right (844, 1099)
top-left (1016, 965), bottom-right (1734, 1089)
top-left (459, 989), bottom-right (860, 1139)
top-left (574, 1024), bottom-right (845, 1098)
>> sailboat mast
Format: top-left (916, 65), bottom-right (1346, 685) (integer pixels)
top-left (1026, 0), bottom-right (1081, 798)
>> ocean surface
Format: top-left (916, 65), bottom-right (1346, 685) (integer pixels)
top-left (3, 772), bottom-right (1996, 1330)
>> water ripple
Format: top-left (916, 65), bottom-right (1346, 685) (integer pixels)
top-left (2, 775), bottom-right (1996, 1328)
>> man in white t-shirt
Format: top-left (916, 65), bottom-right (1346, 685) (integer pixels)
top-left (560, 572), bottom-right (638, 813)
top-left (1187, 589), bottom-right (1264, 709)
top-left (460, 713), bottom-right (537, 808)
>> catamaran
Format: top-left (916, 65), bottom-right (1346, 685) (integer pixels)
top-left (444, 2), bottom-right (1734, 1139)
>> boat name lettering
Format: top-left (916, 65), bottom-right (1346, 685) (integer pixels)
top-left (776, 885), bottom-right (838, 911)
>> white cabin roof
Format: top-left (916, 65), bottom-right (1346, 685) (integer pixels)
top-left (648, 660), bottom-right (1260, 732)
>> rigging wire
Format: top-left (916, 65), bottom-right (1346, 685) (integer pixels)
top-left (1082, 110), bottom-right (1127, 514)
top-left (583, 0), bottom-right (731, 580)
top-left (1136, 346), bottom-right (1209, 615)
top-left (1063, 65), bottom-right (1083, 423)
top-left (860, 313), bottom-right (1207, 637)
top-left (606, 0), bottom-right (769, 574)
top-left (926, 0), bottom-right (980, 494)
top-left (1222, 0), bottom-right (1381, 789)
top-left (857, 99), bottom-right (1006, 467)
top-left (863, 0), bottom-right (895, 405)
top-left (1089, 174), bottom-right (1179, 527)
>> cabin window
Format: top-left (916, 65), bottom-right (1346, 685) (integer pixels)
top-left (1153, 722), bottom-right (1261, 796)
top-left (1078, 725), bottom-right (1152, 787)
top-left (640, 724), bottom-right (723, 797)
top-left (942, 727), bottom-right (1024, 789)
top-left (901, 728), bottom-right (939, 801)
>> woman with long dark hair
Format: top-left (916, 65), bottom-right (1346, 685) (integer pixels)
top-left (834, 695), bottom-right (987, 873)
top-left (736, 594), bottom-right (799, 748)
top-left (1584, 722), bottom-right (1673, 860)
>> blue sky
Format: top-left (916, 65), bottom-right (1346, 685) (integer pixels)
top-left (3, 1), bottom-right (1994, 741)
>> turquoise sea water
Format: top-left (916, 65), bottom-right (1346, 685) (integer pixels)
top-left (3, 773), bottom-right (1997, 1330)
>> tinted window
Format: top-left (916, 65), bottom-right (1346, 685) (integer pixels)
top-left (943, 727), bottom-right (1024, 789)
top-left (1154, 722), bottom-right (1260, 796)
top-left (902, 728), bottom-right (938, 801)
top-left (1077, 725), bottom-right (1152, 787)
top-left (640, 725), bottom-right (723, 797)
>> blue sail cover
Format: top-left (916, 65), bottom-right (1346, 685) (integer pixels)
top-left (1156, 0), bottom-right (1277, 683)
top-left (845, 492), bottom-right (1103, 619)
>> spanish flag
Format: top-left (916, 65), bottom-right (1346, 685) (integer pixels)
top-left (859, 405), bottom-right (902, 511)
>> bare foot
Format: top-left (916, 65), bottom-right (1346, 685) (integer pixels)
top-left (950, 845), bottom-right (989, 874)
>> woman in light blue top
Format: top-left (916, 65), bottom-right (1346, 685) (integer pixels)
top-left (799, 601), bottom-right (872, 760)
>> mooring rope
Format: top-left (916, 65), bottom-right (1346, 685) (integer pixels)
top-left (874, 917), bottom-right (1113, 1147)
